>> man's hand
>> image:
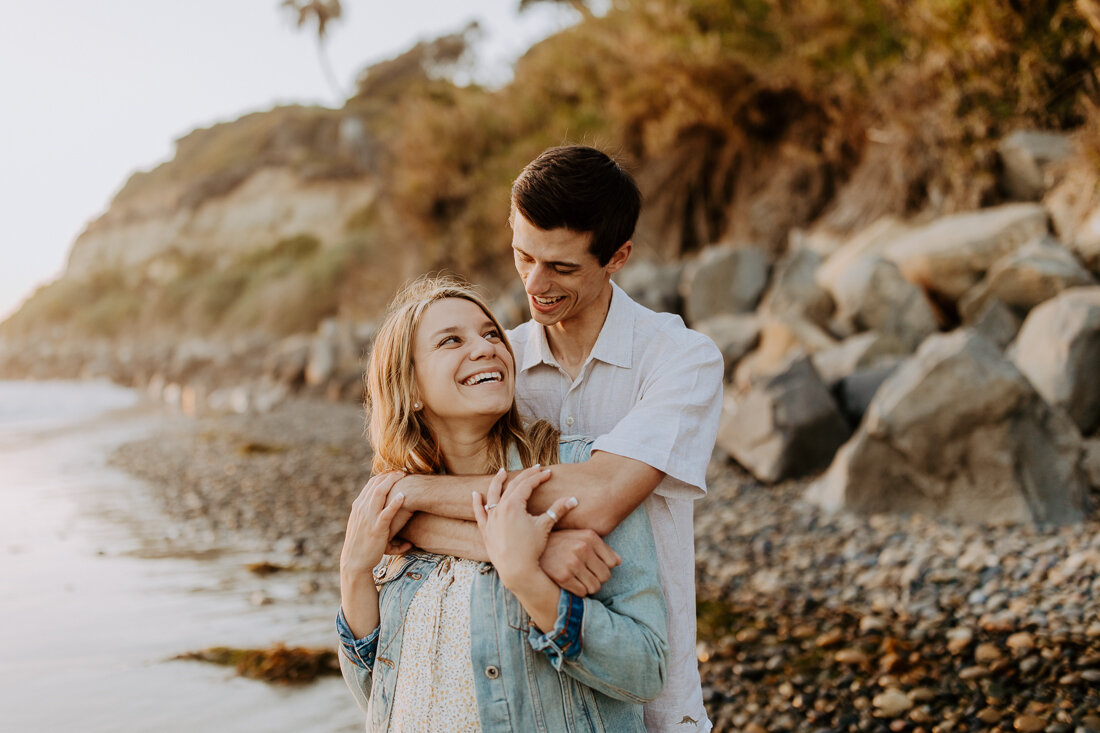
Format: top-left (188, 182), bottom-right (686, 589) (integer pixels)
top-left (539, 528), bottom-right (622, 597)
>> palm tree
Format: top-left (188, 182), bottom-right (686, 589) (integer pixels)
top-left (282, 0), bottom-right (346, 101)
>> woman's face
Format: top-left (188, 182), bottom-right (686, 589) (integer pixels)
top-left (412, 298), bottom-right (515, 432)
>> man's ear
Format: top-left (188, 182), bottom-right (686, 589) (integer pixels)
top-left (606, 240), bottom-right (632, 275)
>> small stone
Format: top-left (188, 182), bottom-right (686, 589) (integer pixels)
top-left (736, 628), bottom-right (760, 643)
top-left (1057, 672), bottom-right (1081, 685)
top-left (975, 642), bottom-right (1003, 664)
top-left (817, 628), bottom-right (845, 647)
top-left (1018, 655), bottom-right (1041, 673)
top-left (835, 648), bottom-right (870, 665)
top-left (977, 707), bottom-right (1003, 724)
top-left (1086, 621), bottom-right (1100, 638)
top-left (1081, 714), bottom-right (1100, 729)
top-left (959, 665), bottom-right (991, 680)
top-left (1012, 714), bottom-right (1046, 732)
top-left (909, 707), bottom-right (934, 724)
top-left (745, 723), bottom-right (767, 733)
top-left (860, 615), bottom-right (887, 634)
top-left (1006, 631), bottom-right (1035, 654)
top-left (873, 688), bottom-right (913, 717)
top-left (947, 627), bottom-right (974, 654)
top-left (1081, 669), bottom-right (1100, 683)
top-left (908, 687), bottom-right (937, 703)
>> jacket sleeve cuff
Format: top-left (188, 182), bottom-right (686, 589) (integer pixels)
top-left (526, 589), bottom-right (584, 669)
top-left (336, 607), bottom-right (380, 670)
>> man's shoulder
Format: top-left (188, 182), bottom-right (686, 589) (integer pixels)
top-left (623, 293), bottom-right (720, 360)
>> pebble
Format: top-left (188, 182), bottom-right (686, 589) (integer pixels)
top-left (1013, 714), bottom-right (1047, 732)
top-left (1007, 631), bottom-right (1036, 653)
top-left (975, 641), bottom-right (1003, 663)
top-left (873, 688), bottom-right (913, 717)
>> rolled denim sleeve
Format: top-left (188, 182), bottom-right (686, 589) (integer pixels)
top-left (336, 607), bottom-right (380, 670)
top-left (526, 589), bottom-right (585, 667)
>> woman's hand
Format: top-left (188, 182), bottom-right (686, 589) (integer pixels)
top-left (340, 472), bottom-right (411, 578)
top-left (472, 466), bottom-right (578, 590)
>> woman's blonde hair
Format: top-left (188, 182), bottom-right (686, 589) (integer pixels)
top-left (365, 274), bottom-right (559, 475)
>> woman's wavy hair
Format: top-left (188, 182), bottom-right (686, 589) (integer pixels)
top-left (365, 274), bottom-right (558, 475)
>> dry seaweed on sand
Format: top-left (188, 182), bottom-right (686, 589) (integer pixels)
top-left (174, 644), bottom-right (341, 684)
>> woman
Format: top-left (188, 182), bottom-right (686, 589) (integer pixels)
top-left (337, 275), bottom-right (667, 732)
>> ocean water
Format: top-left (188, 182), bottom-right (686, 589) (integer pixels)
top-left (0, 381), bottom-right (360, 732)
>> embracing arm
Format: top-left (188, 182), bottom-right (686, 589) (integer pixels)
top-left (399, 451), bottom-right (663, 536)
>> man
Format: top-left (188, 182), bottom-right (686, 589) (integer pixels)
top-left (394, 145), bottom-right (723, 731)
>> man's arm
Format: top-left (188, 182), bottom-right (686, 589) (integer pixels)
top-left (398, 451), bottom-right (662, 537)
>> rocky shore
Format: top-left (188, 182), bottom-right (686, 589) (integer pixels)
top-left (108, 397), bottom-right (1099, 732)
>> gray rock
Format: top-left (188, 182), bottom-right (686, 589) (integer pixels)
top-left (811, 332), bottom-right (908, 388)
top-left (997, 130), bottom-right (1073, 200)
top-left (883, 203), bottom-right (1049, 300)
top-left (806, 330), bottom-right (1089, 526)
top-left (816, 217), bottom-right (912, 295)
top-left (966, 298), bottom-right (1022, 350)
top-left (1009, 286), bottom-right (1100, 434)
top-left (717, 356), bottom-right (851, 483)
top-left (1045, 161), bottom-right (1100, 275)
top-left (1083, 439), bottom-right (1100, 491)
top-left (693, 313), bottom-right (761, 382)
top-left (835, 357), bottom-right (906, 425)
top-left (958, 236), bottom-right (1095, 320)
top-left (758, 247), bottom-right (834, 325)
top-left (305, 325), bottom-right (337, 387)
top-left (615, 259), bottom-right (684, 315)
top-left (680, 244), bottom-right (769, 325)
top-left (732, 316), bottom-right (838, 390)
top-left (828, 257), bottom-right (939, 350)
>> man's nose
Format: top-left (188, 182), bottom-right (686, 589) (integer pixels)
top-left (525, 263), bottom-right (550, 294)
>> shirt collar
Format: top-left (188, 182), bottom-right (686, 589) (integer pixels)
top-left (519, 281), bottom-right (635, 372)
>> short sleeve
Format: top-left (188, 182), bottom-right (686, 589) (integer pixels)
top-left (590, 331), bottom-right (723, 499)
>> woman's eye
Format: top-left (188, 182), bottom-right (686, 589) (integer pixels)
top-left (439, 335), bottom-right (460, 347)
top-left (485, 329), bottom-right (501, 341)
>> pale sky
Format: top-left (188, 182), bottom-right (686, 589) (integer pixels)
top-left (0, 0), bottom-right (573, 321)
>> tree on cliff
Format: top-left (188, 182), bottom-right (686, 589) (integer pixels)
top-left (281, 0), bottom-right (346, 100)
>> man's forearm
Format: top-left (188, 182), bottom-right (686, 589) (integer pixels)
top-left (400, 513), bottom-right (488, 561)
top-left (399, 452), bottom-right (663, 537)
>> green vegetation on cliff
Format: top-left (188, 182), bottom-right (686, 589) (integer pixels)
top-left (7, 0), bottom-right (1100, 341)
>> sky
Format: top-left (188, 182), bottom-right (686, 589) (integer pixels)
top-left (0, 0), bottom-right (574, 321)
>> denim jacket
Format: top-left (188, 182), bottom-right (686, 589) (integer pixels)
top-left (337, 437), bottom-right (669, 732)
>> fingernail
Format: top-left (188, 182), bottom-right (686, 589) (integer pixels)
top-left (565, 496), bottom-right (578, 508)
top-left (497, 467), bottom-right (507, 476)
top-left (395, 492), bottom-right (404, 500)
top-left (532, 463), bottom-right (540, 469)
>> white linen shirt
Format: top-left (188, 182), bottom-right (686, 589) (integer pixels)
top-left (508, 281), bottom-right (724, 733)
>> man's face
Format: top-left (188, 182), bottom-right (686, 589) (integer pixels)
top-left (511, 212), bottom-right (628, 329)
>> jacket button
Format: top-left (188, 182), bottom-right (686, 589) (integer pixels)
top-left (485, 665), bottom-right (500, 679)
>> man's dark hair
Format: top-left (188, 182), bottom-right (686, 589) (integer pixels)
top-left (510, 146), bottom-right (642, 266)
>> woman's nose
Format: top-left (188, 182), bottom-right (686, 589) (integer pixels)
top-left (469, 335), bottom-right (495, 358)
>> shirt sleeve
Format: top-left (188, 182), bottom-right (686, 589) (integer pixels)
top-left (591, 330), bottom-right (723, 499)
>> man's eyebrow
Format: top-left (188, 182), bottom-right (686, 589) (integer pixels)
top-left (512, 246), bottom-right (581, 269)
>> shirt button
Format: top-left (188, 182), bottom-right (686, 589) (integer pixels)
top-left (485, 665), bottom-right (500, 679)
top-left (565, 417), bottom-right (575, 427)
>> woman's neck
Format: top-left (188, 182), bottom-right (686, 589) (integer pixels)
top-left (434, 421), bottom-right (494, 474)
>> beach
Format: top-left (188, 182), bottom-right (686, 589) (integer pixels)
top-left (4, 379), bottom-right (1099, 731)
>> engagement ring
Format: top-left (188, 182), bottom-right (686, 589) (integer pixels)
top-left (545, 508), bottom-right (559, 522)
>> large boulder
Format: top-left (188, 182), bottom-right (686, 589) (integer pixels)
top-left (718, 356), bottom-right (851, 483)
top-left (806, 330), bottom-right (1089, 526)
top-left (758, 247), bottom-right (834, 325)
top-left (997, 130), bottom-right (1073, 201)
top-left (957, 236), bottom-right (1096, 321)
top-left (816, 216), bottom-right (912, 295)
top-left (732, 316), bottom-right (838, 390)
top-left (1009, 286), bottom-right (1100, 435)
top-left (679, 244), bottom-right (769, 325)
top-left (693, 313), bottom-right (761, 382)
top-left (882, 203), bottom-right (1049, 300)
top-left (1045, 162), bottom-right (1100, 276)
top-left (810, 332), bottom-right (908, 389)
top-left (616, 259), bottom-right (684, 315)
top-left (827, 257), bottom-right (940, 349)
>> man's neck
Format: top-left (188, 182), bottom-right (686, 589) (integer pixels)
top-left (544, 283), bottom-right (614, 380)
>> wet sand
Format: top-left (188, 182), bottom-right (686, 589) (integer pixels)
top-left (0, 383), bottom-right (361, 732)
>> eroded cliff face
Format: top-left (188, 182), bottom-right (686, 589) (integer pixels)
top-left (66, 167), bottom-right (376, 280)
